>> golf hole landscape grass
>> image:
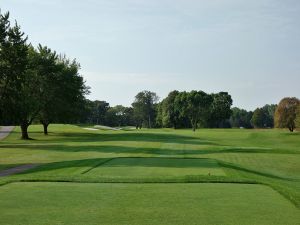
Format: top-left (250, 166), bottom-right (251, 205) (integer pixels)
top-left (0, 182), bottom-right (299, 225)
top-left (0, 125), bottom-right (300, 224)
top-left (84, 157), bottom-right (226, 178)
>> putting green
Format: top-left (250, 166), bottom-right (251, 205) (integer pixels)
top-left (0, 182), bottom-right (299, 225)
top-left (85, 157), bottom-right (226, 178)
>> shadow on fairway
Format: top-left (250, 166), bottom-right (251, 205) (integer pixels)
top-left (57, 132), bottom-right (211, 144)
top-left (0, 143), bottom-right (296, 155)
top-left (18, 157), bottom-right (220, 175)
top-left (15, 157), bottom-right (296, 182)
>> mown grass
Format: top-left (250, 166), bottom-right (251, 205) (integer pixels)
top-left (0, 182), bottom-right (299, 225)
top-left (0, 124), bottom-right (299, 224)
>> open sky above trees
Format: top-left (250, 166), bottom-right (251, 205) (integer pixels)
top-left (1, 0), bottom-right (300, 110)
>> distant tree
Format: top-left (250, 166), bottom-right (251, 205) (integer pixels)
top-left (161, 90), bottom-right (181, 128)
top-left (155, 101), bottom-right (164, 128)
top-left (176, 91), bottom-right (213, 131)
top-left (261, 104), bottom-right (277, 128)
top-left (230, 108), bottom-right (253, 128)
top-left (251, 108), bottom-right (266, 128)
top-left (208, 92), bottom-right (233, 128)
top-left (105, 105), bottom-right (131, 127)
top-left (296, 105), bottom-right (300, 129)
top-left (132, 91), bottom-right (159, 128)
top-left (85, 100), bottom-right (110, 125)
top-left (274, 97), bottom-right (300, 132)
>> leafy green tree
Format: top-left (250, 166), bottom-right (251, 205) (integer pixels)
top-left (295, 105), bottom-right (300, 129)
top-left (229, 108), bottom-right (253, 128)
top-left (176, 91), bottom-right (213, 131)
top-left (251, 108), bottom-right (266, 128)
top-left (262, 104), bottom-right (277, 128)
top-left (161, 90), bottom-right (181, 128)
top-left (107, 106), bottom-right (134, 127)
top-left (38, 50), bottom-right (89, 134)
top-left (132, 91), bottom-right (159, 128)
top-left (94, 101), bottom-right (110, 125)
top-left (275, 97), bottom-right (300, 132)
top-left (0, 11), bottom-right (29, 129)
top-left (208, 92), bottom-right (233, 128)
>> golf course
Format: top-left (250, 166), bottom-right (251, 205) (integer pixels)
top-left (0, 125), bottom-right (299, 225)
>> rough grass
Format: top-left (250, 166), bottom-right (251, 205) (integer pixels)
top-left (0, 124), bottom-right (299, 224)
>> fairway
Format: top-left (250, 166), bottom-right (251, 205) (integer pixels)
top-left (0, 125), bottom-right (300, 224)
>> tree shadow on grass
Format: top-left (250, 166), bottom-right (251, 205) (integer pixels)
top-left (16, 157), bottom-right (297, 182)
top-left (18, 157), bottom-right (221, 176)
top-left (56, 132), bottom-right (212, 144)
top-left (0, 143), bottom-right (297, 155)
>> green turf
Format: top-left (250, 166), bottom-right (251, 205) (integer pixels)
top-left (0, 182), bottom-right (299, 225)
top-left (84, 157), bottom-right (226, 178)
top-left (0, 124), bottom-right (299, 224)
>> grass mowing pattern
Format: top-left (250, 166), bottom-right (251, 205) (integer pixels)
top-left (84, 157), bottom-right (226, 178)
top-left (0, 124), bottom-right (299, 224)
top-left (0, 182), bottom-right (299, 225)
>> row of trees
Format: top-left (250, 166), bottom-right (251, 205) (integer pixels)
top-left (156, 91), bottom-right (232, 131)
top-left (79, 91), bottom-right (300, 132)
top-left (0, 11), bottom-right (88, 139)
top-left (80, 90), bottom-right (233, 131)
top-left (81, 100), bottom-right (134, 127)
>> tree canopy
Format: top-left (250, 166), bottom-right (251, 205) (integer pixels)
top-left (0, 10), bottom-right (89, 139)
top-left (274, 97), bottom-right (300, 132)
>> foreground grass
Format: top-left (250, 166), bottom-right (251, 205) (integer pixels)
top-left (0, 182), bottom-right (299, 225)
top-left (0, 124), bottom-right (299, 224)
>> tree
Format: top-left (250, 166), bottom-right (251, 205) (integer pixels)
top-left (251, 108), bottom-right (266, 128)
top-left (229, 108), bottom-right (253, 128)
top-left (0, 11), bottom-right (40, 139)
top-left (176, 90), bottom-right (213, 131)
top-left (38, 51), bottom-right (89, 134)
top-left (0, 11), bottom-right (89, 138)
top-left (274, 97), bottom-right (300, 132)
top-left (160, 90), bottom-right (181, 128)
top-left (30, 45), bottom-right (60, 135)
top-left (132, 91), bottom-right (159, 128)
top-left (0, 11), bottom-right (30, 130)
top-left (208, 92), bottom-right (232, 128)
top-left (295, 105), bottom-right (300, 129)
top-left (261, 104), bottom-right (277, 128)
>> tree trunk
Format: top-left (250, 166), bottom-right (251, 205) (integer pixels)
top-left (148, 115), bottom-right (151, 128)
top-left (43, 122), bottom-right (49, 135)
top-left (20, 122), bottom-right (30, 140)
top-left (191, 119), bottom-right (197, 132)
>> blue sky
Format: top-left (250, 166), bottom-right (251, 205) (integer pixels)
top-left (1, 0), bottom-right (300, 110)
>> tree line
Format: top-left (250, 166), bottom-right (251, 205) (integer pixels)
top-left (79, 90), bottom-right (300, 132)
top-left (1, 10), bottom-right (299, 140)
top-left (0, 11), bottom-right (89, 139)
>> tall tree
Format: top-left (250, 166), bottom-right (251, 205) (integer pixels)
top-left (176, 91), bottom-right (213, 131)
top-left (261, 104), bottom-right (277, 128)
top-left (208, 92), bottom-right (232, 128)
top-left (251, 108), bottom-right (266, 128)
top-left (295, 105), bottom-right (300, 129)
top-left (274, 97), bottom-right (300, 132)
top-left (229, 107), bottom-right (253, 128)
top-left (38, 51), bottom-right (89, 134)
top-left (0, 11), bottom-right (29, 129)
top-left (161, 90), bottom-right (181, 128)
top-left (132, 91), bottom-right (159, 128)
